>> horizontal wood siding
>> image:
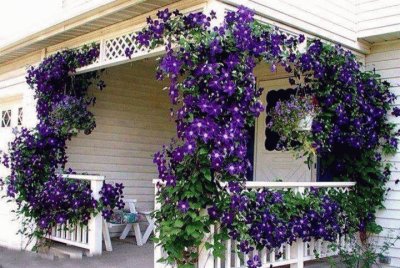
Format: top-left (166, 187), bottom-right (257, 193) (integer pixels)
top-left (357, 0), bottom-right (400, 38)
top-left (66, 61), bottom-right (175, 212)
top-left (366, 40), bottom-right (400, 268)
top-left (222, 0), bottom-right (358, 49)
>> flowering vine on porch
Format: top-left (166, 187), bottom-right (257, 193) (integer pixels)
top-left (0, 4), bottom-right (398, 268)
top-left (126, 6), bottom-right (398, 267)
top-left (0, 46), bottom-right (125, 245)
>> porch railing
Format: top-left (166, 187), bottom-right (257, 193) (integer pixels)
top-left (48, 174), bottom-right (105, 256)
top-left (154, 180), bottom-right (356, 268)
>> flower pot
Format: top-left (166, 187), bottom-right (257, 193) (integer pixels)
top-left (298, 114), bottom-right (313, 131)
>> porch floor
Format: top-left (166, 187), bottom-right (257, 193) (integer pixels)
top-left (0, 239), bottom-right (153, 268)
top-left (0, 240), bottom-right (337, 268)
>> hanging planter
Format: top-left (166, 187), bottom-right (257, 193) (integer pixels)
top-left (297, 113), bottom-right (314, 131)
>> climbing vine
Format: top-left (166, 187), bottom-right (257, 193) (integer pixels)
top-left (0, 5), bottom-right (397, 267)
top-left (124, 6), bottom-right (398, 267)
top-left (0, 45), bottom-right (124, 246)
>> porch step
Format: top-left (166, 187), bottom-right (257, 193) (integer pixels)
top-left (48, 243), bottom-right (85, 259)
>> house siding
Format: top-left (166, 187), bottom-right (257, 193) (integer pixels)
top-left (66, 62), bottom-right (175, 211)
top-left (221, 0), bottom-right (360, 50)
top-left (366, 40), bottom-right (400, 268)
top-left (357, 0), bottom-right (400, 38)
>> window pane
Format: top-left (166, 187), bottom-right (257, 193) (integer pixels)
top-left (1, 110), bottom-right (11, 127)
top-left (18, 107), bottom-right (23, 126)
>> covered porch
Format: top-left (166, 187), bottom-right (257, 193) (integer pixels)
top-left (45, 55), bottom-right (356, 268)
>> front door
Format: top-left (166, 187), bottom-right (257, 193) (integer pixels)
top-left (254, 78), bottom-right (315, 182)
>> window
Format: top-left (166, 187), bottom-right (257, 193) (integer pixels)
top-left (18, 107), bottom-right (23, 126)
top-left (1, 110), bottom-right (11, 127)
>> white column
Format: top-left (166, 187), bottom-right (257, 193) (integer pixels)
top-left (153, 180), bottom-right (164, 268)
top-left (87, 176), bottom-right (104, 256)
top-left (22, 84), bottom-right (37, 128)
top-left (290, 187), bottom-right (305, 268)
top-left (198, 224), bottom-right (215, 268)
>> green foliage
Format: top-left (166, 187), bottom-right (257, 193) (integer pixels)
top-left (328, 234), bottom-right (400, 268)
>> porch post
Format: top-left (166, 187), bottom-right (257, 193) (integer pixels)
top-left (153, 180), bottom-right (165, 268)
top-left (87, 177), bottom-right (104, 256)
top-left (198, 224), bottom-right (215, 268)
top-left (290, 187), bottom-right (305, 268)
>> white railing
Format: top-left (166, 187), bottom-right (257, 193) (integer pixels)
top-left (48, 174), bottom-right (105, 256)
top-left (154, 180), bottom-right (356, 268)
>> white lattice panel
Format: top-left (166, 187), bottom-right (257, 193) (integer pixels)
top-left (104, 32), bottom-right (135, 62)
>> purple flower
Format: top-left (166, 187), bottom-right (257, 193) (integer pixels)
top-left (392, 107), bottom-right (400, 117)
top-left (177, 200), bottom-right (190, 213)
top-left (312, 121), bottom-right (324, 133)
top-left (125, 48), bottom-right (133, 59)
top-left (157, 8), bottom-right (171, 22)
top-left (209, 38), bottom-right (222, 56)
top-left (38, 217), bottom-right (50, 229)
top-left (207, 205), bottom-right (220, 219)
top-left (160, 53), bottom-right (182, 76)
top-left (247, 255), bottom-right (262, 268)
top-left (239, 240), bottom-right (254, 254)
top-left (221, 211), bottom-right (234, 226)
top-left (55, 214), bottom-right (67, 224)
top-left (298, 34), bottom-right (305, 43)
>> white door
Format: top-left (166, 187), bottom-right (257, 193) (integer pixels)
top-left (254, 79), bottom-right (315, 182)
top-left (0, 101), bottom-right (24, 249)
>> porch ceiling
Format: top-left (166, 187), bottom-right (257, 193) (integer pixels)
top-left (359, 32), bottom-right (400, 44)
top-left (0, 0), bottom-right (178, 65)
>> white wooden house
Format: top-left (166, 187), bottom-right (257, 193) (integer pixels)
top-left (0, 0), bottom-right (399, 267)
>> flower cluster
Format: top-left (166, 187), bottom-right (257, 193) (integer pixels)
top-left (1, 45), bottom-right (125, 245)
top-left (268, 40), bottom-right (398, 232)
top-left (125, 6), bottom-right (397, 267)
top-left (50, 95), bottom-right (97, 136)
top-left (99, 182), bottom-right (125, 219)
top-left (295, 41), bottom-right (397, 154)
top-left (218, 187), bottom-right (355, 255)
top-left (1, 4), bottom-right (395, 266)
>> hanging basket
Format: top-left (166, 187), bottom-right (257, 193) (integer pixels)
top-left (297, 114), bottom-right (313, 131)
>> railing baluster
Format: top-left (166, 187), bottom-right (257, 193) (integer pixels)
top-left (278, 245), bottom-right (284, 261)
top-left (71, 225), bottom-right (76, 241)
top-left (56, 224), bottom-right (61, 238)
top-left (243, 252), bottom-right (249, 264)
top-left (65, 221), bottom-right (70, 240)
top-left (76, 225), bottom-right (82, 243)
top-left (234, 241), bottom-right (240, 267)
top-left (215, 224), bottom-right (221, 268)
top-left (270, 249), bottom-right (275, 263)
top-left (260, 248), bottom-right (267, 264)
top-left (286, 243), bottom-right (291, 260)
top-left (225, 239), bottom-right (232, 268)
top-left (309, 239), bottom-right (315, 257)
top-left (82, 225), bottom-right (88, 244)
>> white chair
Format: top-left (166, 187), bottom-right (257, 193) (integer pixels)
top-left (103, 199), bottom-right (155, 251)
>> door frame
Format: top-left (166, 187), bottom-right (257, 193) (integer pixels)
top-left (253, 78), bottom-right (316, 182)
